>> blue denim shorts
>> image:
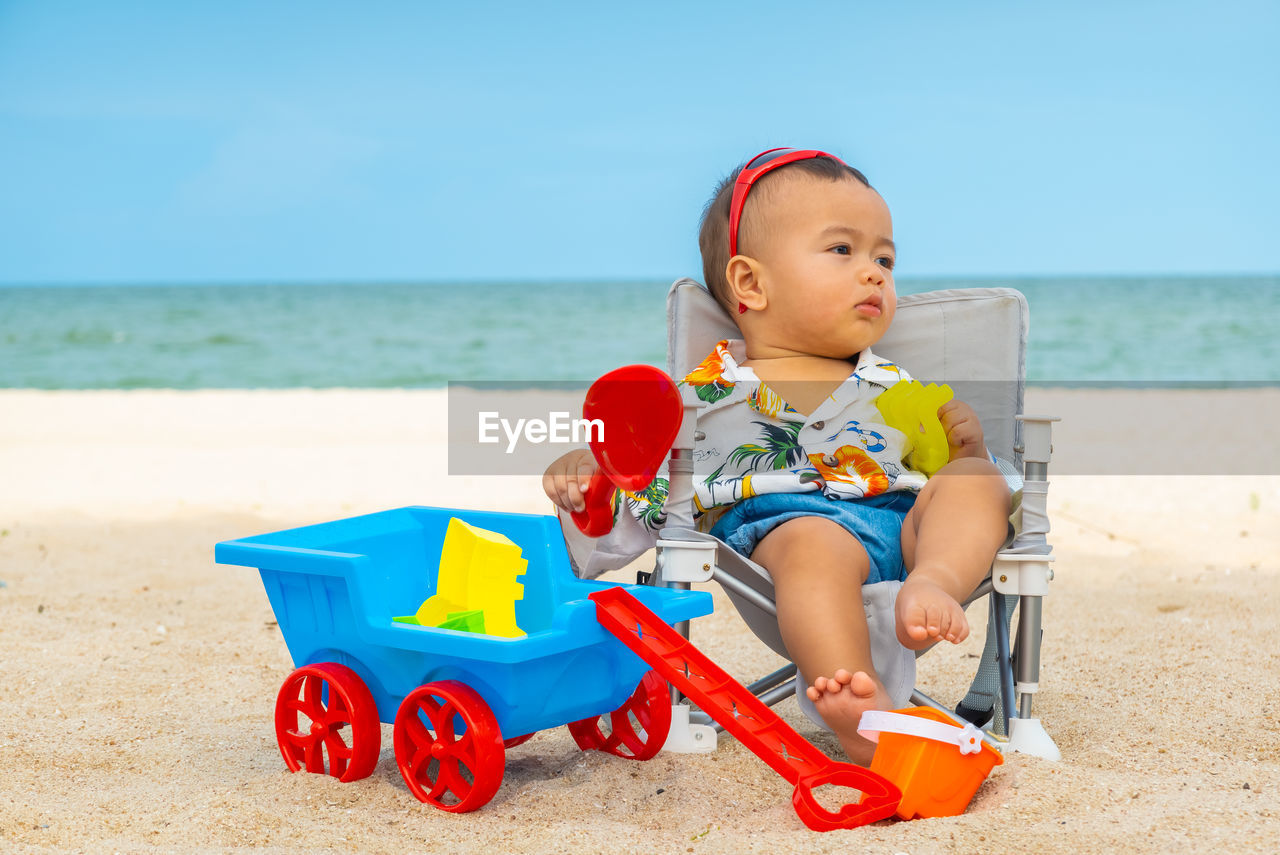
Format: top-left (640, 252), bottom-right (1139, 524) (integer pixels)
top-left (709, 491), bottom-right (916, 585)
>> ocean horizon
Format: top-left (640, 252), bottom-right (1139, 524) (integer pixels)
top-left (2, 275), bottom-right (1277, 389)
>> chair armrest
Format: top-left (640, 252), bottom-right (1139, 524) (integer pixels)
top-left (1015, 414), bottom-right (1060, 480)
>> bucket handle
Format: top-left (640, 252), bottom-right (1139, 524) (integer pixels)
top-left (857, 710), bottom-right (986, 756)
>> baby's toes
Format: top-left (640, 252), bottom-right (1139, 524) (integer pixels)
top-left (937, 609), bottom-right (960, 642)
top-left (946, 607), bottom-right (970, 643)
top-left (900, 603), bottom-right (930, 641)
top-left (847, 670), bottom-right (879, 700)
top-left (922, 601), bottom-right (949, 639)
top-left (813, 675), bottom-right (838, 696)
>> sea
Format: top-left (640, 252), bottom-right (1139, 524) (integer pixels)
top-left (1, 276), bottom-right (1277, 388)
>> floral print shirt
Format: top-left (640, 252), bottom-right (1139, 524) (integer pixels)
top-left (586, 339), bottom-right (930, 570)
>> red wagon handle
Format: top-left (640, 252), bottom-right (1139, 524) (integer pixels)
top-left (589, 587), bottom-right (901, 831)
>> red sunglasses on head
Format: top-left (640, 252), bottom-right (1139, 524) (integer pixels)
top-left (728, 147), bottom-right (846, 257)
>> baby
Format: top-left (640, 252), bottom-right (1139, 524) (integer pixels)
top-left (544, 149), bottom-right (1010, 765)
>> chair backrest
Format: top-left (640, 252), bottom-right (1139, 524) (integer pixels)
top-left (666, 278), bottom-right (1027, 465)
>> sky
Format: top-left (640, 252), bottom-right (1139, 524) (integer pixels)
top-left (1, 0), bottom-right (1277, 284)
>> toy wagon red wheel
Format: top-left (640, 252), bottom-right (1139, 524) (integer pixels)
top-left (274, 662), bottom-right (380, 783)
top-left (394, 680), bottom-right (506, 813)
top-left (567, 669), bottom-right (671, 761)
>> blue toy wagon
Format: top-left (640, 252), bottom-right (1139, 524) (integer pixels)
top-left (215, 505), bottom-right (712, 812)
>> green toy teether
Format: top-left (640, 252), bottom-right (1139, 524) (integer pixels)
top-left (875, 381), bottom-right (954, 477)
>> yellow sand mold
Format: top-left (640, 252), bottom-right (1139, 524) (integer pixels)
top-left (876, 380), bottom-right (955, 478)
top-left (397, 518), bottom-right (527, 637)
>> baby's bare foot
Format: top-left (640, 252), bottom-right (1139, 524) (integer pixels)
top-left (896, 574), bottom-right (969, 650)
top-left (805, 668), bottom-right (893, 766)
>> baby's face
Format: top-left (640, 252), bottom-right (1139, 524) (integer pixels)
top-left (745, 174), bottom-right (896, 359)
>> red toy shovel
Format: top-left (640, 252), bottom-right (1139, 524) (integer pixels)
top-left (591, 587), bottom-right (903, 830)
top-left (571, 365), bottom-right (682, 537)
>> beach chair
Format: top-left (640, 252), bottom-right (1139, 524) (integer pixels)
top-left (562, 279), bottom-right (1061, 759)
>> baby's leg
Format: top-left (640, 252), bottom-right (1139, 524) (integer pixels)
top-left (750, 516), bottom-right (891, 766)
top-left (897, 457), bottom-right (1010, 650)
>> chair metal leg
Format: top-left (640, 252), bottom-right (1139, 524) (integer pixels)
top-left (992, 551), bottom-right (1060, 760)
top-left (1004, 590), bottom-right (1060, 759)
top-left (711, 567), bottom-right (776, 616)
top-left (746, 663), bottom-right (799, 695)
top-left (1016, 593), bottom-right (1042, 718)
top-left (667, 580), bottom-right (692, 706)
top-left (993, 593), bottom-right (1016, 733)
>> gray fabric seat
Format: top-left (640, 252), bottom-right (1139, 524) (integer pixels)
top-left (564, 278), bottom-right (1054, 744)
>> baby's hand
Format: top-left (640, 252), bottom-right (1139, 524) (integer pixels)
top-left (939, 399), bottom-right (987, 461)
top-left (541, 448), bottom-right (598, 513)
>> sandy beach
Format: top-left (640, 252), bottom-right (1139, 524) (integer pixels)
top-left (2, 387), bottom-right (1278, 853)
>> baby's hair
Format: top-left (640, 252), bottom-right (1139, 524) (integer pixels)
top-left (697, 154), bottom-right (872, 312)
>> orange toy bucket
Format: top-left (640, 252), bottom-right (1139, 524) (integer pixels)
top-left (858, 707), bottom-right (1003, 820)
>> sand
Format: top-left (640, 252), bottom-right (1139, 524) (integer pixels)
top-left (1, 387), bottom-right (1278, 853)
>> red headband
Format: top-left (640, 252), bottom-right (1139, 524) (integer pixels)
top-left (728, 148), bottom-right (845, 257)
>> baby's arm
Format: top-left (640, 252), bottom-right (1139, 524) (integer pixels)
top-left (542, 449), bottom-right (598, 513)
